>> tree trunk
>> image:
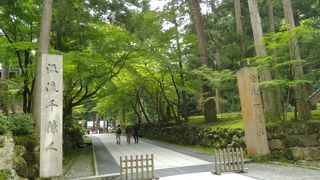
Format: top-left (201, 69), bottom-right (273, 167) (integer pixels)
top-left (157, 90), bottom-right (166, 121)
top-left (137, 95), bottom-right (150, 123)
top-left (192, 0), bottom-right (217, 122)
top-left (95, 113), bottom-right (100, 134)
top-left (247, 0), bottom-right (266, 57)
top-left (131, 101), bottom-right (142, 124)
top-left (122, 108), bottom-right (125, 123)
top-left (282, 0), bottom-right (312, 120)
top-left (214, 48), bottom-right (224, 114)
top-left (267, 0), bottom-right (275, 33)
top-left (92, 113), bottom-right (96, 133)
top-left (234, 0), bottom-right (247, 67)
top-left (210, 1), bottom-right (224, 115)
top-left (247, 0), bottom-right (282, 121)
top-left (0, 59), bottom-right (8, 114)
top-left (33, 0), bottom-right (54, 129)
top-left (102, 117), bottom-right (106, 133)
top-left (267, 0), bottom-right (284, 120)
top-left (63, 100), bottom-right (73, 125)
top-left (172, 10), bottom-right (189, 122)
top-left (159, 83), bottom-right (180, 124)
top-left (168, 66), bottom-right (181, 123)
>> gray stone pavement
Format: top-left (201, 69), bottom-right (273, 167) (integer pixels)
top-left (91, 134), bottom-right (320, 180)
top-left (91, 136), bottom-right (119, 175)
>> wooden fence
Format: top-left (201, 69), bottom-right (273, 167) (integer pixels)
top-left (120, 154), bottom-right (157, 180)
top-left (212, 148), bottom-right (247, 175)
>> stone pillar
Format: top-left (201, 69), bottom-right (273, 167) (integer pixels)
top-left (237, 67), bottom-right (269, 155)
top-left (39, 54), bottom-right (63, 177)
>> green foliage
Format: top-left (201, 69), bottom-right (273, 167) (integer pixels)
top-left (7, 114), bottom-right (35, 135)
top-left (13, 134), bottom-right (39, 151)
top-left (0, 169), bottom-right (11, 179)
top-left (259, 79), bottom-right (312, 89)
top-left (187, 113), bottom-right (244, 129)
top-left (63, 125), bottom-right (84, 155)
top-left (13, 156), bottom-right (27, 177)
top-left (83, 136), bottom-right (92, 144)
top-left (4, 42), bottom-right (38, 51)
top-left (192, 67), bottom-right (235, 89)
top-left (1, 0), bottom-right (320, 130)
top-left (0, 112), bottom-right (8, 133)
top-left (140, 122), bottom-right (245, 149)
top-left (14, 145), bottom-right (26, 157)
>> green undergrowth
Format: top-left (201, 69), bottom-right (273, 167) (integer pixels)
top-left (186, 112), bottom-right (244, 129)
top-left (311, 108), bottom-right (320, 120)
top-left (63, 136), bottom-right (93, 175)
top-left (0, 169), bottom-right (11, 179)
top-left (185, 109), bottom-right (320, 130)
top-left (63, 148), bottom-right (82, 175)
top-left (83, 136), bottom-right (92, 144)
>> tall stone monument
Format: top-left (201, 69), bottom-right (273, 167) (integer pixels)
top-left (40, 54), bottom-right (63, 177)
top-left (237, 67), bottom-right (269, 155)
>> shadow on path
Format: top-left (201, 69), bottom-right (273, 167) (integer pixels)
top-left (91, 136), bottom-right (119, 175)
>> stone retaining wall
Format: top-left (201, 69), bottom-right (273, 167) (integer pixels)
top-left (140, 123), bottom-right (246, 149)
top-left (0, 135), bottom-right (19, 179)
top-left (140, 120), bottom-right (320, 161)
top-left (266, 121), bottom-right (320, 161)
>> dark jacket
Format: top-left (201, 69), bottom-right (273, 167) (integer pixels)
top-left (133, 125), bottom-right (139, 136)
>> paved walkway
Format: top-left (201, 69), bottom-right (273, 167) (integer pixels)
top-left (91, 134), bottom-right (320, 180)
top-left (91, 134), bottom-right (252, 179)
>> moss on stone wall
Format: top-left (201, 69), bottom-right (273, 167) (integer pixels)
top-left (140, 123), bottom-right (246, 149)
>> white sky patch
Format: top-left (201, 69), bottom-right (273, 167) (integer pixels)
top-left (150, 0), bottom-right (169, 11)
top-left (124, 2), bottom-right (143, 12)
top-left (200, 1), bottom-right (212, 15)
top-left (162, 20), bottom-right (175, 31)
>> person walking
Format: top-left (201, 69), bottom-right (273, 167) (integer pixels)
top-left (133, 123), bottom-right (139, 144)
top-left (125, 125), bottom-right (131, 144)
top-left (115, 125), bottom-right (122, 144)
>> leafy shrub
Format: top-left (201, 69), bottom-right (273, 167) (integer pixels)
top-left (0, 169), bottom-right (11, 179)
top-left (13, 156), bottom-right (27, 177)
top-left (0, 112), bottom-right (8, 134)
top-left (8, 113), bottom-right (35, 135)
top-left (80, 127), bottom-right (88, 135)
top-left (13, 134), bottom-right (39, 151)
top-left (14, 145), bottom-right (26, 157)
top-left (63, 125), bottom-right (83, 154)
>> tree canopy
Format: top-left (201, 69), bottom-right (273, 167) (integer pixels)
top-left (1, 0), bottom-right (320, 127)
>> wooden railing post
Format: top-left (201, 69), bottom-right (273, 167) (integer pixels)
top-left (125, 156), bottom-right (128, 180)
top-left (222, 149), bottom-right (226, 171)
top-left (135, 155), bottom-right (139, 180)
top-left (141, 155), bottom-right (144, 179)
top-left (146, 154), bottom-right (149, 178)
top-left (152, 154), bottom-right (155, 178)
top-left (130, 155), bottom-right (133, 180)
top-left (120, 154), bottom-right (157, 180)
top-left (120, 156), bottom-right (123, 179)
top-left (213, 148), bottom-right (247, 175)
top-left (236, 148), bottom-right (240, 170)
top-left (240, 148), bottom-right (244, 172)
